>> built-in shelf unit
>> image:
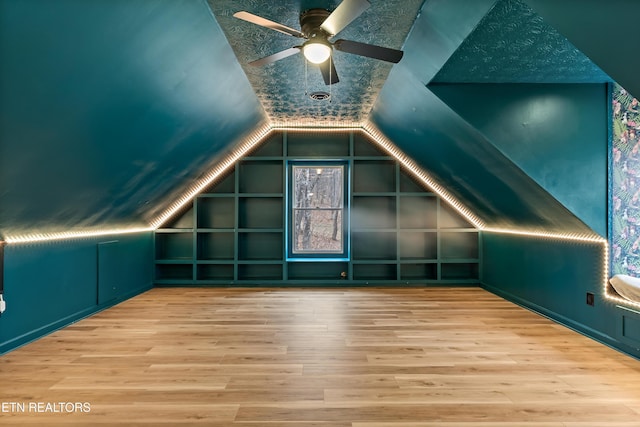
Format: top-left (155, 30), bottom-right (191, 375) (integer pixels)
top-left (154, 130), bottom-right (479, 285)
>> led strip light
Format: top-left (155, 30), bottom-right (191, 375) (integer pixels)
top-left (149, 123), bottom-right (271, 229)
top-left (271, 119), bottom-right (363, 129)
top-left (482, 227), bottom-right (614, 305)
top-left (2, 124), bottom-right (271, 244)
top-left (362, 123), bottom-right (485, 229)
top-left (2, 122), bottom-right (628, 311)
top-left (3, 227), bottom-right (153, 245)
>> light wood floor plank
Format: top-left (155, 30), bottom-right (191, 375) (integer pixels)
top-left (1, 287), bottom-right (640, 425)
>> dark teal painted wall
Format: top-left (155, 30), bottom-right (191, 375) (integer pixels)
top-left (0, 232), bottom-right (153, 354)
top-left (429, 83), bottom-right (608, 236)
top-left (524, 0), bottom-right (640, 99)
top-left (372, 0), bottom-right (602, 234)
top-left (482, 232), bottom-right (640, 358)
top-left (0, 0), bottom-right (266, 235)
top-left (371, 73), bottom-right (591, 233)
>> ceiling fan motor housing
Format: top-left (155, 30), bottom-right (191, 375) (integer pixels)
top-left (300, 9), bottom-right (332, 38)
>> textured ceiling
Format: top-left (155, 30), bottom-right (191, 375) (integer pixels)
top-left (207, 0), bottom-right (613, 124)
top-left (432, 0), bottom-right (610, 83)
top-left (207, 0), bottom-right (423, 125)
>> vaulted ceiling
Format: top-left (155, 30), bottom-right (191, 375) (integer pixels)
top-left (207, 0), bottom-right (423, 125)
top-left (1, 0), bottom-right (639, 240)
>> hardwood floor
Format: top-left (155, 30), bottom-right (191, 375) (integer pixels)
top-left (1, 287), bottom-right (640, 426)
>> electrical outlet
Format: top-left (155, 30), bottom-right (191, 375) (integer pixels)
top-left (586, 292), bottom-right (595, 306)
top-left (0, 295), bottom-right (5, 314)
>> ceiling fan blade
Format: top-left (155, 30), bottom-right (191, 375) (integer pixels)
top-left (234, 11), bottom-right (304, 38)
top-left (249, 47), bottom-right (301, 67)
top-left (334, 39), bottom-right (403, 63)
top-left (320, 0), bottom-right (370, 37)
top-left (319, 59), bottom-right (339, 85)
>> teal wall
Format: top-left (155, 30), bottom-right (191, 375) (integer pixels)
top-left (0, 0), bottom-right (266, 236)
top-left (429, 83), bottom-right (608, 236)
top-left (371, 0), bottom-right (606, 235)
top-left (372, 77), bottom-right (593, 233)
top-left (370, 0), bottom-right (627, 356)
top-left (0, 232), bottom-right (153, 354)
top-left (482, 232), bottom-right (640, 358)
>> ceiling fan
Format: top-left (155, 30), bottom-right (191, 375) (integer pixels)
top-left (233, 0), bottom-right (404, 85)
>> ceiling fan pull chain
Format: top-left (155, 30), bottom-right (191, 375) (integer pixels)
top-left (329, 55), bottom-right (332, 103)
top-left (304, 58), bottom-right (308, 96)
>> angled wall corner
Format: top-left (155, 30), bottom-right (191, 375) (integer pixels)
top-left (429, 82), bottom-right (609, 237)
top-left (370, 71), bottom-right (595, 235)
top-left (399, 0), bottom-right (498, 86)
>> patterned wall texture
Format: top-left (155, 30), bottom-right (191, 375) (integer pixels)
top-left (612, 84), bottom-right (640, 274)
top-left (207, 0), bottom-right (423, 125)
top-left (432, 0), bottom-right (609, 84)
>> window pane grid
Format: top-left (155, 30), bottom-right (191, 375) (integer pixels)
top-left (291, 164), bottom-right (345, 255)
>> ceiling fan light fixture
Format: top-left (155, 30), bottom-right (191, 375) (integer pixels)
top-left (303, 41), bottom-right (331, 64)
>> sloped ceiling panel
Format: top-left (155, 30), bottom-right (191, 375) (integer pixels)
top-left (371, 69), bottom-right (591, 233)
top-left (433, 0), bottom-right (609, 83)
top-left (207, 0), bottom-right (422, 125)
top-left (370, 0), bottom-right (594, 233)
top-left (399, 0), bottom-right (497, 85)
top-left (524, 0), bottom-right (640, 98)
top-left (430, 83), bottom-right (608, 236)
top-left (0, 0), bottom-right (266, 236)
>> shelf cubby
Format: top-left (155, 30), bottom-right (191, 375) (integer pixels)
top-left (441, 231), bottom-right (479, 260)
top-left (399, 231), bottom-right (438, 260)
top-left (197, 232), bottom-right (234, 260)
top-left (352, 231), bottom-right (397, 260)
top-left (353, 159), bottom-right (396, 193)
top-left (287, 261), bottom-right (348, 280)
top-left (399, 196), bottom-right (437, 229)
top-left (238, 263), bottom-right (283, 281)
top-left (238, 160), bottom-right (283, 194)
top-left (248, 133), bottom-right (283, 157)
top-left (400, 263), bottom-right (438, 280)
top-left (353, 263), bottom-right (397, 281)
top-left (441, 262), bottom-right (479, 280)
top-left (196, 264), bottom-right (234, 281)
top-left (353, 134), bottom-right (386, 157)
top-left (238, 197), bottom-right (283, 229)
top-left (155, 264), bottom-right (193, 281)
top-left (286, 132), bottom-right (350, 157)
top-left (197, 197), bottom-right (235, 229)
top-left (155, 232), bottom-right (193, 260)
top-left (351, 196), bottom-right (396, 229)
top-left (238, 232), bottom-right (283, 261)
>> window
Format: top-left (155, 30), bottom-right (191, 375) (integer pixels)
top-left (287, 161), bottom-right (349, 260)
